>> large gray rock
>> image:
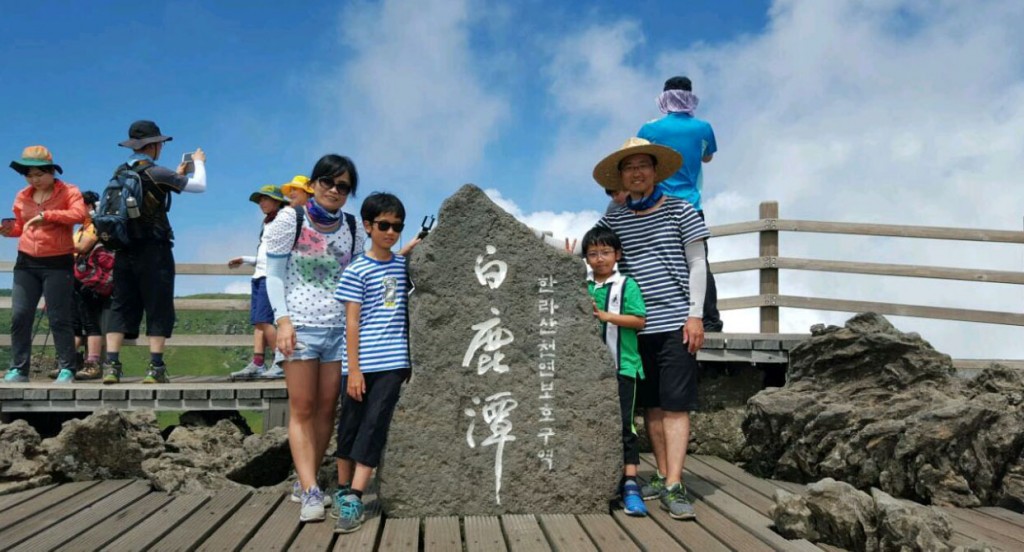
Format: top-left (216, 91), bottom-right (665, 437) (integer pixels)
top-left (380, 184), bottom-right (621, 517)
top-left (143, 420), bottom-right (290, 494)
top-left (745, 313), bottom-right (1024, 508)
top-left (771, 480), bottom-right (961, 552)
top-left (0, 420), bottom-right (49, 488)
top-left (43, 408), bottom-right (164, 480)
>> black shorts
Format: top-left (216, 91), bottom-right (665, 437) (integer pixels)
top-left (637, 329), bottom-right (699, 412)
top-left (108, 242), bottom-right (176, 339)
top-left (335, 370), bottom-right (407, 469)
top-left (73, 285), bottom-right (110, 337)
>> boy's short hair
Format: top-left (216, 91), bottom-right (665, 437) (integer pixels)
top-left (361, 192), bottom-right (406, 222)
top-left (581, 226), bottom-right (622, 258)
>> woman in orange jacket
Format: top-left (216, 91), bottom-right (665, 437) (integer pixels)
top-left (2, 146), bottom-right (87, 383)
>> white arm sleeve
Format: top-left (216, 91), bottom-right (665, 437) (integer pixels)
top-left (685, 240), bottom-right (707, 319)
top-left (266, 255), bottom-right (289, 321)
top-left (241, 256), bottom-right (257, 266)
top-left (183, 160), bottom-right (206, 193)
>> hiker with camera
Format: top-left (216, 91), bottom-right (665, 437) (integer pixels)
top-left (2, 146), bottom-right (88, 383)
top-left (95, 120), bottom-right (208, 384)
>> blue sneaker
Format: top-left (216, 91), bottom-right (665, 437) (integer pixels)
top-left (622, 481), bottom-right (648, 516)
top-left (330, 487), bottom-right (351, 519)
top-left (333, 493), bottom-right (365, 533)
top-left (4, 369), bottom-right (29, 383)
top-left (54, 369), bottom-right (75, 384)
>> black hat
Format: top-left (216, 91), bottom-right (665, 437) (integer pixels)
top-left (663, 76), bottom-right (692, 92)
top-left (118, 120), bottom-right (173, 149)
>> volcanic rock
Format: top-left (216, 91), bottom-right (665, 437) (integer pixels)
top-left (44, 408), bottom-right (164, 480)
top-left (380, 184), bottom-right (621, 517)
top-left (745, 313), bottom-right (1024, 508)
top-left (0, 419), bottom-right (48, 482)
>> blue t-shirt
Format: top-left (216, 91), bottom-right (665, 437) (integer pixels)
top-left (334, 254), bottom-right (410, 374)
top-left (638, 113), bottom-right (717, 212)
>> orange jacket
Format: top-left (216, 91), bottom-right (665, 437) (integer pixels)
top-left (8, 180), bottom-right (88, 258)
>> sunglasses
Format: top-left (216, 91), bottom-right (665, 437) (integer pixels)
top-left (372, 220), bottom-right (405, 233)
top-left (315, 177), bottom-right (352, 195)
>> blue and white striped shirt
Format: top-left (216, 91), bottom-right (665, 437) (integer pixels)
top-left (334, 254), bottom-right (410, 374)
top-left (597, 197), bottom-right (710, 334)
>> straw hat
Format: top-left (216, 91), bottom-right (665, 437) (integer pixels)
top-left (592, 137), bottom-right (682, 191)
top-left (9, 145), bottom-right (63, 175)
top-left (281, 175), bottom-right (313, 195)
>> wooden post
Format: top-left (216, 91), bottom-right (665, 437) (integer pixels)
top-left (263, 398), bottom-right (289, 432)
top-left (759, 201), bottom-right (779, 333)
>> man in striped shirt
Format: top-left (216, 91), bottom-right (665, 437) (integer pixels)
top-left (591, 137), bottom-right (710, 520)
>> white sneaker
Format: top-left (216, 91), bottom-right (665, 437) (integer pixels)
top-left (291, 481), bottom-right (331, 506)
top-left (300, 485), bottom-right (326, 522)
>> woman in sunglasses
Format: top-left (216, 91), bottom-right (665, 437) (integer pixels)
top-left (263, 153), bottom-right (365, 522)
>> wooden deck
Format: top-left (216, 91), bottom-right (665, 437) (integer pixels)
top-left (1, 455), bottom-right (1021, 551)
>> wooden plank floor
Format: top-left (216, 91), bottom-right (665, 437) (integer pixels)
top-left (0, 455), bottom-right (1020, 551)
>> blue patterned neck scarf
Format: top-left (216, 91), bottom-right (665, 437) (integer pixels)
top-left (625, 187), bottom-right (664, 211)
top-left (306, 198), bottom-right (341, 226)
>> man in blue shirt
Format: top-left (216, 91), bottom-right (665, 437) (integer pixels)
top-left (638, 76), bottom-right (723, 332)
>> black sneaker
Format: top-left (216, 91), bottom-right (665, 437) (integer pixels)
top-left (102, 361), bottom-right (123, 384)
top-left (143, 363), bottom-right (170, 384)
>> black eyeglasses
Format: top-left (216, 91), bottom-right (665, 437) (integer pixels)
top-left (373, 220), bottom-right (405, 232)
top-left (316, 177), bottom-right (352, 195)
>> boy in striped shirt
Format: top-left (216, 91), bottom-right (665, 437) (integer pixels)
top-left (333, 192), bottom-right (411, 534)
top-left (582, 226), bottom-right (648, 516)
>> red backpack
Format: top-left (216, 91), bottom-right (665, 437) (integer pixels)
top-left (74, 244), bottom-right (115, 297)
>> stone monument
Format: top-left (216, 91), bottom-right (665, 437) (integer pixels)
top-left (379, 184), bottom-right (621, 517)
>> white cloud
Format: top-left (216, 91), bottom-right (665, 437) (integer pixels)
top-left (316, 0), bottom-right (509, 206)
top-left (536, 0), bottom-right (1024, 358)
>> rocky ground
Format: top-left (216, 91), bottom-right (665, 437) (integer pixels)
top-left (744, 313), bottom-right (1024, 510)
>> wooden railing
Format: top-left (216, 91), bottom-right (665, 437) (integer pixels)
top-left (1, 200), bottom-right (1021, 347)
top-left (709, 201), bottom-right (1024, 332)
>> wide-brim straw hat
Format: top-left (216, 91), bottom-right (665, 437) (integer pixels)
top-left (249, 184), bottom-right (286, 204)
top-left (592, 137), bottom-right (683, 191)
top-left (10, 145), bottom-right (63, 175)
top-left (281, 175), bottom-right (313, 195)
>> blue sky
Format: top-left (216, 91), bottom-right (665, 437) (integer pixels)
top-left (2, 0), bottom-right (1022, 358)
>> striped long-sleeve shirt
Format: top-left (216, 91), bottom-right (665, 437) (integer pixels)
top-left (597, 197), bottom-right (710, 334)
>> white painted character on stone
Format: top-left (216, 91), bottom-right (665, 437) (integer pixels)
top-left (463, 391), bottom-right (518, 505)
top-left (475, 245), bottom-right (508, 289)
top-left (462, 308), bottom-right (514, 374)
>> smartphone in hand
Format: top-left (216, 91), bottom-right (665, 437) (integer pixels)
top-left (181, 152), bottom-right (195, 174)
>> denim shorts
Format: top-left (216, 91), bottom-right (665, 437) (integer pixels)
top-left (290, 324), bottom-right (345, 363)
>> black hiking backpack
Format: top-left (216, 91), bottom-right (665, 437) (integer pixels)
top-left (93, 162), bottom-right (149, 251)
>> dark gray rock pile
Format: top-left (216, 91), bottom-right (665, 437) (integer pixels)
top-left (770, 478), bottom-right (978, 552)
top-left (380, 184), bottom-right (621, 517)
top-left (745, 313), bottom-right (1024, 509)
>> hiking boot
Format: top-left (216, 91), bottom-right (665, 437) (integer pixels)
top-left (47, 368), bottom-right (60, 379)
top-left (641, 473), bottom-right (665, 501)
top-left (258, 364), bottom-right (285, 380)
top-left (230, 361), bottom-right (266, 381)
top-left (300, 486), bottom-right (326, 522)
top-left (54, 368), bottom-right (76, 384)
top-left (143, 364), bottom-right (170, 384)
top-left (102, 362), bottom-right (123, 385)
top-left (77, 360), bottom-right (102, 381)
top-left (660, 483), bottom-right (696, 520)
top-left (333, 493), bottom-right (365, 533)
top-left (621, 480), bottom-right (648, 517)
top-left (4, 368), bottom-right (29, 383)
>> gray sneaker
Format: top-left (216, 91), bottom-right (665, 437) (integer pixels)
top-left (143, 364), bottom-right (170, 384)
top-left (660, 483), bottom-right (696, 520)
top-left (300, 485), bottom-right (326, 522)
top-left (230, 361), bottom-right (266, 381)
top-left (641, 473), bottom-right (666, 501)
top-left (259, 364), bottom-right (285, 380)
top-left (333, 493), bottom-right (365, 533)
